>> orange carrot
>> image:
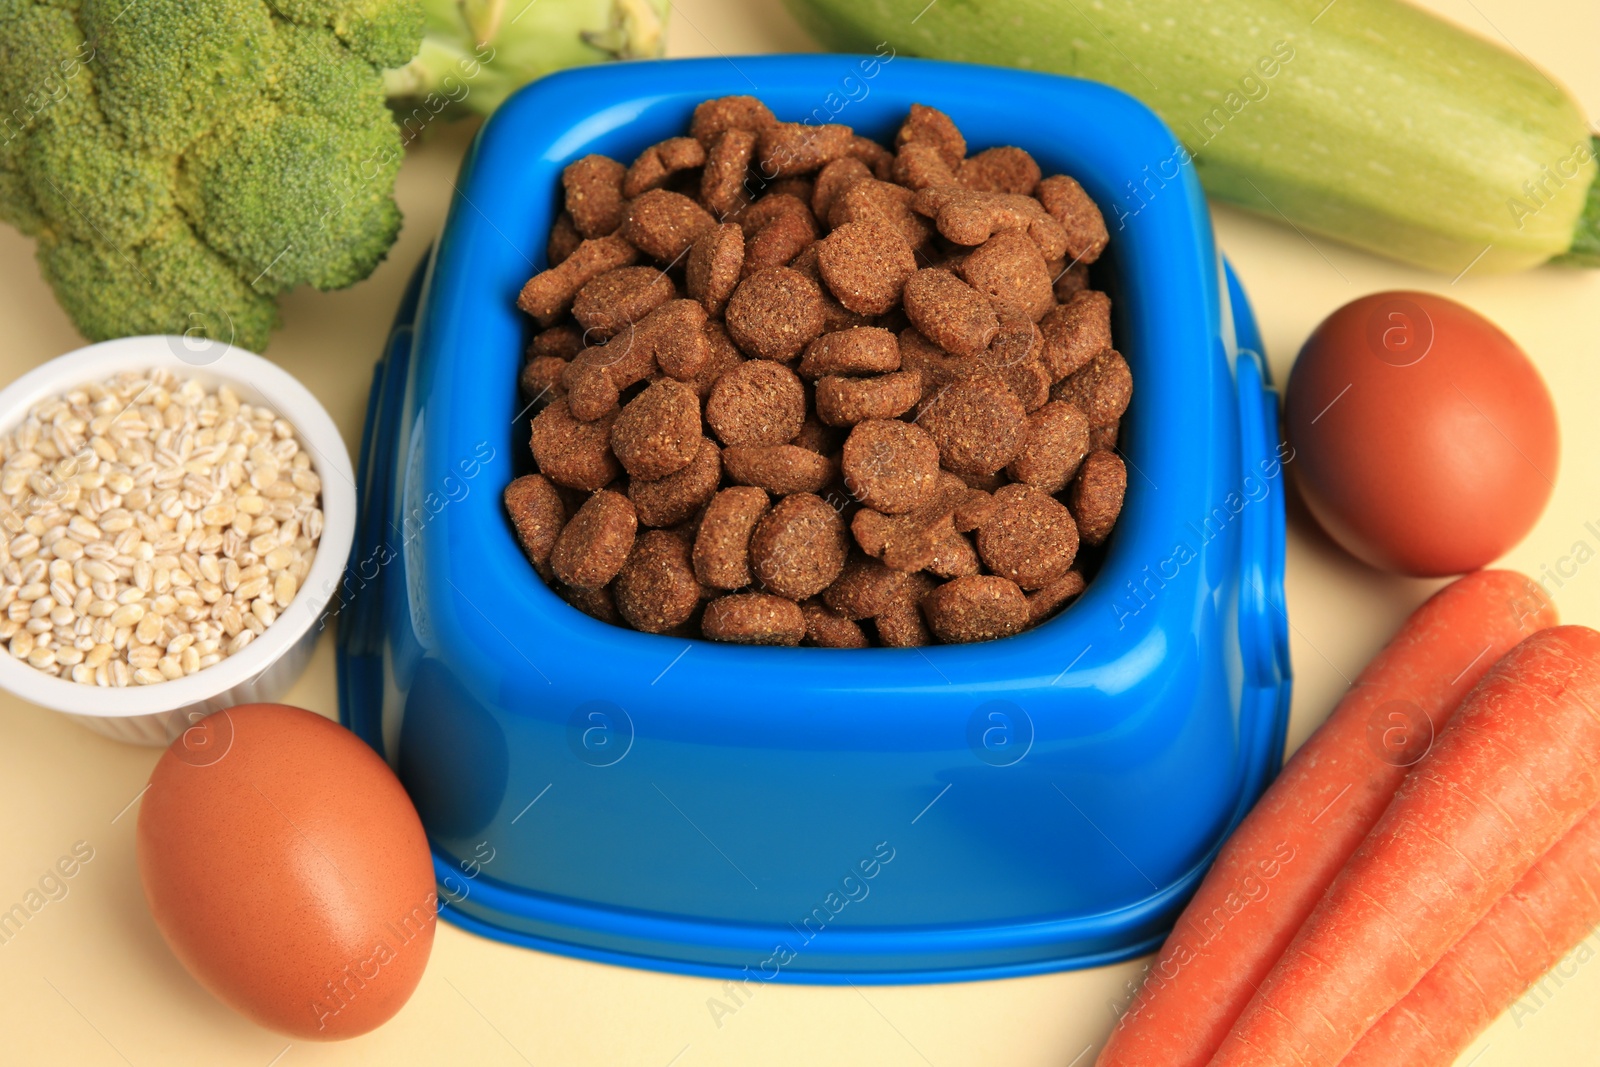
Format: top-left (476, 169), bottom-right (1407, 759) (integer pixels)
top-left (1096, 571), bottom-right (1554, 1067)
top-left (1339, 801), bottom-right (1600, 1067)
top-left (1208, 625), bottom-right (1600, 1067)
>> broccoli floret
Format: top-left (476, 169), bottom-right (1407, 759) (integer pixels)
top-left (273, 0), bottom-right (426, 69)
top-left (24, 103), bottom-right (173, 249)
top-left (81, 0), bottom-right (273, 155)
top-left (0, 0), bottom-right (422, 351)
top-left (176, 20), bottom-right (405, 294)
top-left (38, 221), bottom-right (280, 350)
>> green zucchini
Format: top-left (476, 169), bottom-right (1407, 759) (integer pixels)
top-left (784, 0), bottom-right (1599, 274)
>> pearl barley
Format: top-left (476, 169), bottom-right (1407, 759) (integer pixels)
top-left (0, 370), bottom-right (322, 686)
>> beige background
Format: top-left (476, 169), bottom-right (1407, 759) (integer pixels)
top-left (2, 0), bottom-right (1598, 1063)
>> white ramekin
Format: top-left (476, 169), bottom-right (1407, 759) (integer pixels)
top-left (0, 336), bottom-right (355, 746)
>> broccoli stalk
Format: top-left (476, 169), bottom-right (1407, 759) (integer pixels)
top-left (0, 0), bottom-right (666, 352)
top-left (384, 0), bottom-right (667, 119)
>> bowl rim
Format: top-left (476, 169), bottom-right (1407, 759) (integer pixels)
top-left (0, 335), bottom-right (355, 718)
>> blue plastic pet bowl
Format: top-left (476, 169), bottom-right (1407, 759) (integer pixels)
top-left (338, 55), bottom-right (1291, 984)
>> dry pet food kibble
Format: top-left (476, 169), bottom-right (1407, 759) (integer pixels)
top-left (509, 96), bottom-right (1134, 645)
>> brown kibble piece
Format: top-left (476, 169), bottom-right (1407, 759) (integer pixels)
top-left (982, 307), bottom-right (1043, 370)
top-left (504, 474), bottom-right (566, 576)
top-left (876, 604), bottom-right (929, 646)
top-left (736, 193), bottom-right (814, 238)
top-left (812, 157), bottom-right (872, 219)
top-left (636, 298), bottom-right (713, 381)
top-left (688, 322), bottom-right (746, 399)
top-left (571, 265), bottom-right (676, 340)
top-left (820, 294), bottom-right (875, 334)
top-left (562, 337), bottom-right (653, 422)
top-left (913, 187), bottom-right (1069, 260)
top-left (850, 472), bottom-right (971, 571)
top-left (798, 327), bottom-right (900, 379)
top-left (609, 379), bottom-right (704, 480)
top-left (1040, 290), bottom-right (1112, 380)
top-left (562, 155), bottom-right (628, 238)
top-left (690, 95), bottom-right (778, 148)
top-left (841, 419), bottom-right (939, 515)
top-left (757, 122), bottom-right (855, 178)
top-left (557, 581), bottom-right (619, 623)
top-left (956, 470), bottom-right (1006, 492)
top-left (722, 445), bottom-right (835, 496)
top-left (624, 137), bottom-right (708, 198)
top-left (685, 223), bottom-right (744, 317)
top-left (897, 327), bottom-right (976, 401)
top-left (902, 269), bottom-right (999, 358)
top-left (724, 267), bottom-right (826, 360)
top-left (892, 141), bottom-right (957, 190)
top-left (827, 179), bottom-right (933, 254)
top-left (705, 359), bottom-right (806, 446)
top-left (700, 128), bottom-right (759, 218)
top-left (974, 483), bottom-right (1078, 589)
top-left (1055, 260), bottom-right (1091, 300)
top-left (958, 233), bottom-right (1055, 322)
top-left (818, 221), bottom-right (917, 316)
top-left (623, 189), bottom-right (718, 262)
top-left (1028, 569), bottom-right (1086, 624)
top-left (958, 146), bottom-right (1041, 195)
top-left (565, 300), bottom-right (704, 421)
top-left (529, 400), bottom-right (621, 490)
top-left (927, 532), bottom-right (981, 579)
top-left (1089, 421), bottom-right (1119, 451)
top-left (953, 487), bottom-right (1001, 533)
top-left (614, 530), bottom-right (704, 633)
top-left (693, 487), bottom-right (769, 589)
top-left (520, 356), bottom-right (568, 406)
top-left (743, 209), bottom-right (819, 276)
top-left (814, 369), bottom-right (922, 426)
top-left (895, 104), bottom-right (966, 168)
top-left (548, 212), bottom-right (582, 265)
top-left (517, 235), bottom-right (640, 327)
top-left (1007, 400), bottom-right (1091, 493)
top-left (629, 437), bottom-right (721, 527)
top-left (849, 136), bottom-right (895, 179)
top-left (790, 416), bottom-right (841, 456)
top-left (749, 493), bottom-right (849, 599)
top-left (1070, 449), bottom-right (1127, 546)
top-left (1037, 175), bottom-right (1109, 265)
top-left (823, 554), bottom-right (911, 619)
top-left (875, 572), bottom-right (937, 647)
top-left (996, 355), bottom-right (1051, 414)
top-left (1052, 348), bottom-right (1132, 427)
top-left (768, 177), bottom-right (815, 203)
top-left (702, 593), bottom-right (805, 645)
top-left (550, 490), bottom-right (637, 589)
top-left (529, 324), bottom-right (585, 361)
top-left (800, 600), bottom-right (869, 648)
top-left (917, 376), bottom-right (1027, 476)
top-left (921, 575), bottom-right (1029, 643)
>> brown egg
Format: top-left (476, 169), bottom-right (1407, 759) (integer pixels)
top-left (1285, 291), bottom-right (1558, 577)
top-left (137, 704), bottom-right (436, 1039)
